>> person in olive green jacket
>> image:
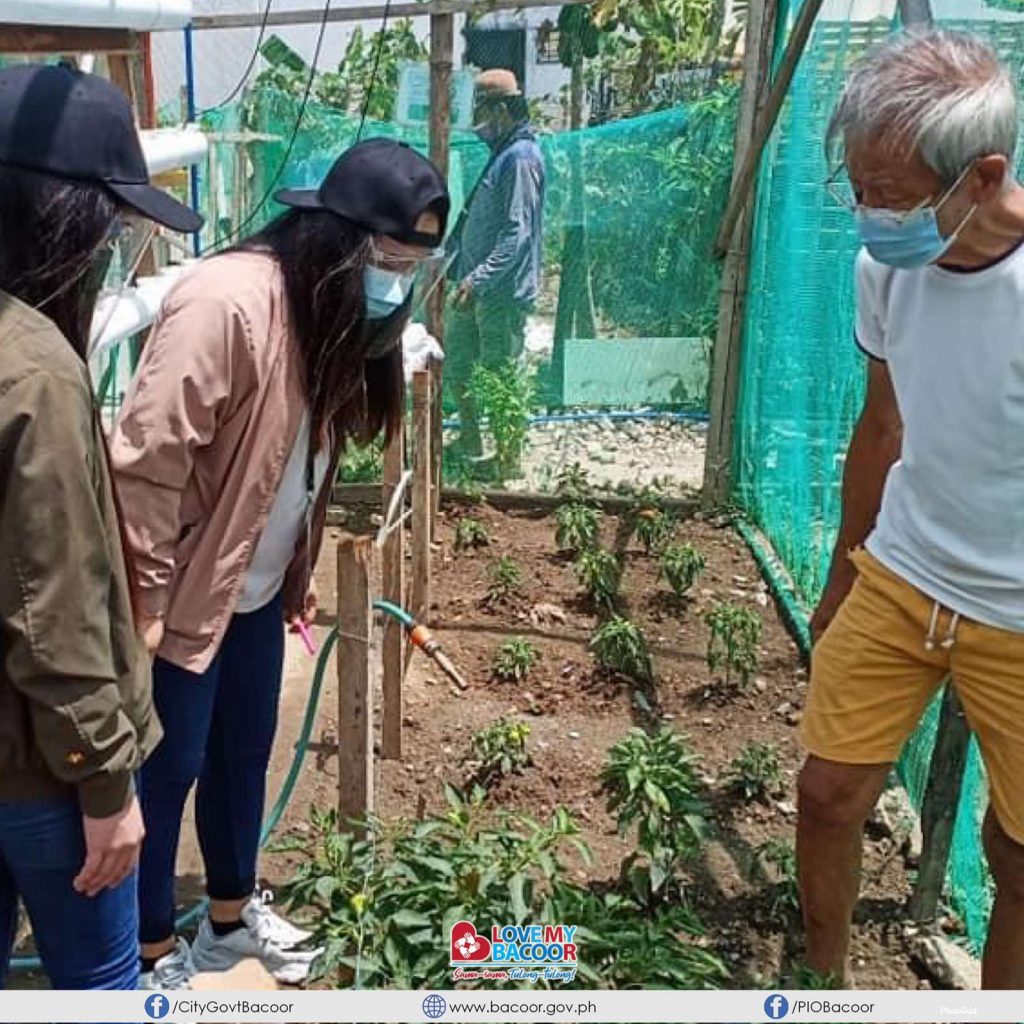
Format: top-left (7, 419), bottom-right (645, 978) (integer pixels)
top-left (0, 64), bottom-right (200, 989)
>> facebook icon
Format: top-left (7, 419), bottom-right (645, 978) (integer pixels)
top-left (144, 994), bottom-right (170, 1019)
top-left (764, 994), bottom-right (790, 1019)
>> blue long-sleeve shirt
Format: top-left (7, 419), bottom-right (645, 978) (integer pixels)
top-left (452, 125), bottom-right (545, 306)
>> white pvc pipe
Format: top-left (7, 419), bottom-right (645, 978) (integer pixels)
top-left (90, 264), bottom-right (191, 360)
top-left (0, 1), bottom-right (192, 31)
top-left (140, 127), bottom-right (208, 175)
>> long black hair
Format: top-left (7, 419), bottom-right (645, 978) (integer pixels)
top-left (235, 208), bottom-right (406, 451)
top-left (0, 165), bottom-right (117, 360)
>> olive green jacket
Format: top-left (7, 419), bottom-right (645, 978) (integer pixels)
top-left (0, 292), bottom-right (160, 818)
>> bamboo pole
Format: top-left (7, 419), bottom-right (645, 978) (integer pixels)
top-left (713, 0), bottom-right (825, 257)
top-left (428, 12), bottom-right (454, 537)
top-left (909, 685), bottom-right (972, 922)
top-left (702, 0), bottom-right (778, 506)
top-left (336, 534), bottom-right (374, 824)
top-left (412, 371), bottom-right (433, 624)
top-left (380, 428), bottom-right (405, 760)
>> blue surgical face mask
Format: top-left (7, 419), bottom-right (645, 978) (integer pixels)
top-left (854, 167), bottom-right (976, 270)
top-left (363, 265), bottom-right (415, 320)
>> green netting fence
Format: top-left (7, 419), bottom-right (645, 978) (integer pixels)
top-left (200, 71), bottom-right (739, 417)
top-left (737, 1), bottom-right (1024, 953)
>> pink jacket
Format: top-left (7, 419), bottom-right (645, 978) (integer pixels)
top-left (111, 252), bottom-right (339, 673)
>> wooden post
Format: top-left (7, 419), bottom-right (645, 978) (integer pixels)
top-left (428, 12), bottom-right (454, 535)
top-left (714, 0), bottom-right (824, 257)
top-left (412, 371), bottom-right (433, 623)
top-left (702, 0), bottom-right (778, 507)
top-left (909, 685), bottom-right (972, 922)
top-left (380, 428), bottom-right (405, 760)
top-left (336, 534), bottom-right (374, 824)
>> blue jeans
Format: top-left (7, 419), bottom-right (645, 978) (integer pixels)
top-left (138, 593), bottom-right (285, 944)
top-left (0, 800), bottom-right (138, 989)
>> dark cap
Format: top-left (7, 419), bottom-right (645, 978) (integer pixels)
top-left (276, 138), bottom-right (450, 247)
top-left (0, 63), bottom-right (202, 233)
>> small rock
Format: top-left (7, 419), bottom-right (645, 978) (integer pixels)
top-left (775, 701), bottom-right (793, 716)
top-left (754, 678), bottom-right (768, 693)
top-left (786, 711), bottom-right (803, 726)
top-left (661, 712), bottom-right (676, 722)
top-left (776, 800), bottom-right (797, 817)
top-left (755, 592), bottom-right (769, 607)
top-left (701, 717), bottom-right (714, 727)
top-left (568, 730), bottom-right (581, 740)
top-left (441, 745), bottom-right (453, 756)
top-left (917, 980), bottom-right (932, 991)
top-left (912, 934), bottom-right (981, 990)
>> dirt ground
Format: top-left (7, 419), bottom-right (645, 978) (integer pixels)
top-left (7, 502), bottom-right (931, 992)
top-left (256, 501), bottom-right (927, 992)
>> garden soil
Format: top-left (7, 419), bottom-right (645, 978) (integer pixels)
top-left (231, 502), bottom-right (951, 993)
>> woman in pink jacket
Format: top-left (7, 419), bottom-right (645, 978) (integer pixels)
top-left (111, 139), bottom-right (449, 989)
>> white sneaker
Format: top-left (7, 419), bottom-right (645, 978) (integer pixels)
top-left (140, 937), bottom-right (197, 990)
top-left (247, 889), bottom-right (313, 950)
top-left (191, 907), bottom-right (321, 985)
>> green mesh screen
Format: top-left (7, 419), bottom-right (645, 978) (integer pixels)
top-left (202, 83), bottom-right (738, 405)
top-left (737, 3), bottom-right (1024, 952)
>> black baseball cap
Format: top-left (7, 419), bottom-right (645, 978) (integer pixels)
top-left (0, 63), bottom-right (202, 233)
top-left (276, 138), bottom-right (450, 248)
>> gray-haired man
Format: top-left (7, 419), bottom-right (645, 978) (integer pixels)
top-left (799, 30), bottom-right (1024, 987)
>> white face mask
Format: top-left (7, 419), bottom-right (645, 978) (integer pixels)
top-left (363, 264), bottom-right (415, 320)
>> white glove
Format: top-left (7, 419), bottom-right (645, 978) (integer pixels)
top-left (401, 322), bottom-right (444, 384)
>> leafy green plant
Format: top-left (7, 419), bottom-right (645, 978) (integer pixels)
top-left (491, 638), bottom-right (539, 683)
top-left (725, 742), bottom-right (783, 803)
top-left (555, 462), bottom-right (594, 505)
top-left (278, 793), bottom-right (590, 988)
top-left (468, 361), bottom-right (534, 482)
top-left (465, 718), bottom-right (532, 786)
top-left (590, 616), bottom-right (653, 684)
top-left (454, 517), bottom-right (490, 552)
top-left (574, 548), bottom-right (622, 612)
top-left (546, 883), bottom-right (727, 988)
top-left (252, 20), bottom-right (426, 121)
top-left (485, 556), bottom-right (524, 606)
top-left (601, 728), bottom-right (707, 904)
top-left (705, 602), bottom-right (762, 688)
top-left (338, 437), bottom-right (384, 483)
top-left (555, 501), bottom-right (601, 555)
top-left (633, 508), bottom-right (674, 555)
top-left (757, 838), bottom-right (800, 921)
top-left (659, 542), bottom-right (705, 598)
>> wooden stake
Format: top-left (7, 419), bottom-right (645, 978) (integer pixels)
top-left (336, 534), bottom-right (374, 825)
top-left (714, 0), bottom-right (824, 256)
top-left (412, 371), bottom-right (433, 624)
top-left (428, 13), bottom-right (455, 535)
top-left (380, 428), bottom-right (406, 760)
top-left (909, 685), bottom-right (971, 923)
top-left (703, 0), bottom-right (778, 507)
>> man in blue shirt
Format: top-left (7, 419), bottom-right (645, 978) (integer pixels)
top-left (446, 69), bottom-right (545, 460)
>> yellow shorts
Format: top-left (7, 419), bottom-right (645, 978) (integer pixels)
top-left (802, 547), bottom-right (1024, 844)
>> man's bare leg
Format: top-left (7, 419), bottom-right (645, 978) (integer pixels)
top-left (982, 810), bottom-right (1024, 988)
top-left (797, 756), bottom-right (891, 981)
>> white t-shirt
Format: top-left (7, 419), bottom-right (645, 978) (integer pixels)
top-left (237, 412), bottom-right (331, 614)
top-left (856, 243), bottom-right (1024, 631)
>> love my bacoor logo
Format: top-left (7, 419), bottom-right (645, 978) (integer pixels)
top-left (449, 921), bottom-right (578, 984)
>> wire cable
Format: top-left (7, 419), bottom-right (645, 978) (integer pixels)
top-left (198, 0), bottom-right (334, 256)
top-left (198, 0), bottom-right (275, 116)
top-left (354, 0), bottom-right (394, 142)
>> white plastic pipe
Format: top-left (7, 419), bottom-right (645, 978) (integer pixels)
top-left (90, 264), bottom-right (190, 360)
top-left (140, 127), bottom-right (208, 175)
top-left (0, 1), bottom-right (192, 31)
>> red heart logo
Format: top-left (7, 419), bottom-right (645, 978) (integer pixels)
top-left (450, 920), bottom-right (492, 962)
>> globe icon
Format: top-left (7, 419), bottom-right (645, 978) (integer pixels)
top-left (422, 993), bottom-right (447, 1020)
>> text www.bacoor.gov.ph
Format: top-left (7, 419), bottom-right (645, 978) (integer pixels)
top-left (446, 1000), bottom-right (599, 1017)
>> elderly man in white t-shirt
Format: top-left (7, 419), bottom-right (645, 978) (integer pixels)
top-left (799, 29), bottom-right (1024, 988)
